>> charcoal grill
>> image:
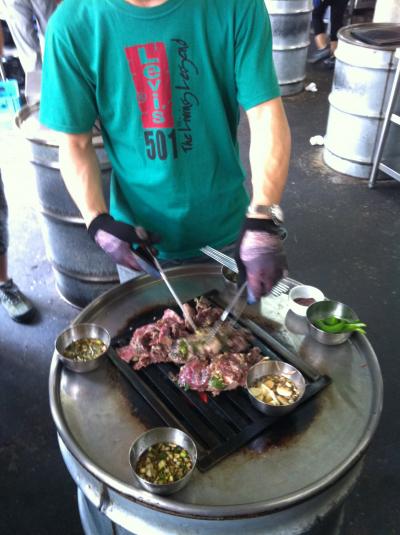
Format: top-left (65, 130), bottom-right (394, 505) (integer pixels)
top-left (49, 264), bottom-right (383, 534)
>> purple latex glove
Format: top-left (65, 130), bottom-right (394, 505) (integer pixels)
top-left (88, 213), bottom-right (159, 275)
top-left (235, 218), bottom-right (288, 303)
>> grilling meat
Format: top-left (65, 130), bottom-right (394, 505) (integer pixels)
top-left (178, 346), bottom-right (262, 394)
top-left (116, 309), bottom-right (188, 370)
top-left (178, 357), bottom-right (211, 391)
top-left (116, 297), bottom-right (264, 394)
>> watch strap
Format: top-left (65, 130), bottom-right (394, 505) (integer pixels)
top-left (241, 217), bottom-right (281, 234)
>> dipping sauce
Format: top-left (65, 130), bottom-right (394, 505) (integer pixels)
top-left (63, 337), bottom-right (107, 361)
top-left (293, 297), bottom-right (316, 307)
top-left (249, 374), bottom-right (300, 406)
top-left (223, 268), bottom-right (238, 284)
top-left (136, 442), bottom-right (193, 484)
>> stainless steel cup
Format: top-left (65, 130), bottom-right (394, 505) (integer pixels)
top-left (306, 300), bottom-right (359, 346)
top-left (55, 323), bottom-right (110, 373)
top-left (129, 427), bottom-right (197, 496)
top-left (246, 360), bottom-right (306, 416)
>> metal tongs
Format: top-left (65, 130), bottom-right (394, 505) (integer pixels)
top-left (204, 281), bottom-right (248, 343)
top-left (133, 246), bottom-right (197, 332)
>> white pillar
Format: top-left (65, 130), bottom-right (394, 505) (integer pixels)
top-left (373, 0), bottom-right (400, 22)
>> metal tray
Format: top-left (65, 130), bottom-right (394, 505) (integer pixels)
top-left (49, 264), bottom-right (383, 517)
top-left (108, 291), bottom-right (331, 472)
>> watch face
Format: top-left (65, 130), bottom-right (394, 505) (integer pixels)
top-left (271, 205), bottom-right (284, 223)
top-left (247, 204), bottom-right (284, 223)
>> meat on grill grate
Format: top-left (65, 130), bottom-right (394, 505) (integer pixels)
top-left (116, 297), bottom-right (263, 394)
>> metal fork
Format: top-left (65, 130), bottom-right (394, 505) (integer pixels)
top-left (200, 246), bottom-right (237, 272)
top-left (200, 245), bottom-right (290, 298)
top-left (271, 280), bottom-right (291, 297)
top-left (205, 282), bottom-right (248, 341)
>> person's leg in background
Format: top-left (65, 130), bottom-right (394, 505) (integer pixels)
top-left (2, 0), bottom-right (57, 73)
top-left (2, 0), bottom-right (41, 73)
top-left (0, 173), bottom-right (10, 283)
top-left (30, 0), bottom-right (57, 49)
top-left (0, 171), bottom-right (35, 322)
top-left (325, 0), bottom-right (349, 65)
top-left (2, 0), bottom-right (57, 101)
top-left (308, 0), bottom-right (332, 63)
top-left (330, 0), bottom-right (350, 53)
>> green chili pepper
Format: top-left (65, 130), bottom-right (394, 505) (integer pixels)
top-left (323, 316), bottom-right (342, 326)
top-left (178, 339), bottom-right (189, 358)
top-left (341, 322), bottom-right (367, 335)
top-left (313, 316), bottom-right (367, 335)
top-left (209, 376), bottom-right (226, 390)
top-left (314, 318), bottom-right (346, 333)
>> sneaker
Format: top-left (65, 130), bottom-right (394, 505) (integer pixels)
top-left (308, 46), bottom-right (331, 64)
top-left (0, 279), bottom-right (35, 322)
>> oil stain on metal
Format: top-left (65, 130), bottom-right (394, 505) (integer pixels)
top-left (246, 394), bottom-right (321, 455)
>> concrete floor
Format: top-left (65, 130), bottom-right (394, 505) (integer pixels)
top-left (0, 61), bottom-right (399, 535)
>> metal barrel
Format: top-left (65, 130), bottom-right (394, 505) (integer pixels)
top-left (15, 103), bottom-right (119, 308)
top-left (265, 0), bottom-right (313, 96)
top-left (324, 23), bottom-right (400, 179)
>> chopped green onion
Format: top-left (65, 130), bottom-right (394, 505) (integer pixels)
top-left (209, 376), bottom-right (226, 390)
top-left (63, 337), bottom-right (106, 361)
top-left (135, 442), bottom-right (192, 484)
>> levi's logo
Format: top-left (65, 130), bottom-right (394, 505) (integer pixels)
top-left (125, 42), bottom-right (174, 129)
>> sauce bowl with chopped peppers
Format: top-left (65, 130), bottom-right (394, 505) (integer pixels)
top-left (129, 427), bottom-right (197, 495)
top-left (246, 360), bottom-right (306, 416)
top-left (55, 323), bottom-right (110, 373)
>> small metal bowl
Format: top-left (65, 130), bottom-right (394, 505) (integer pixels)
top-left (129, 427), bottom-right (197, 496)
top-left (55, 323), bottom-right (110, 373)
top-left (221, 266), bottom-right (238, 290)
top-left (246, 360), bottom-right (306, 416)
top-left (306, 300), bottom-right (359, 346)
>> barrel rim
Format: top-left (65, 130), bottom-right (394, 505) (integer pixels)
top-left (39, 205), bottom-right (85, 225)
top-left (327, 92), bottom-right (386, 120)
top-left (323, 146), bottom-right (373, 179)
top-left (338, 23), bottom-right (400, 52)
top-left (265, 0), bottom-right (313, 15)
top-left (51, 262), bottom-right (120, 283)
top-left (29, 157), bottom-right (111, 171)
top-left (15, 102), bottom-right (104, 149)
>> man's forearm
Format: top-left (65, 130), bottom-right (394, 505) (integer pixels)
top-left (59, 132), bottom-right (108, 227)
top-left (246, 97), bottom-right (291, 210)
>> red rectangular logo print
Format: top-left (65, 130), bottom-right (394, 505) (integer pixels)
top-left (125, 42), bottom-right (174, 129)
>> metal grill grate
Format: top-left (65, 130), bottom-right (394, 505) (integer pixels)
top-left (109, 293), bottom-right (331, 472)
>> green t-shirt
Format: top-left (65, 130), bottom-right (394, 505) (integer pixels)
top-left (40, 0), bottom-right (280, 259)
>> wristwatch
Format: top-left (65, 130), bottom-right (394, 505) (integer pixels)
top-left (246, 204), bottom-right (284, 225)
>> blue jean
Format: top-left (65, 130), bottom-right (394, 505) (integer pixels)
top-left (312, 0), bottom-right (349, 42)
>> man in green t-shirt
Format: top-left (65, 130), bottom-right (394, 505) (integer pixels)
top-left (40, 0), bottom-right (291, 303)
